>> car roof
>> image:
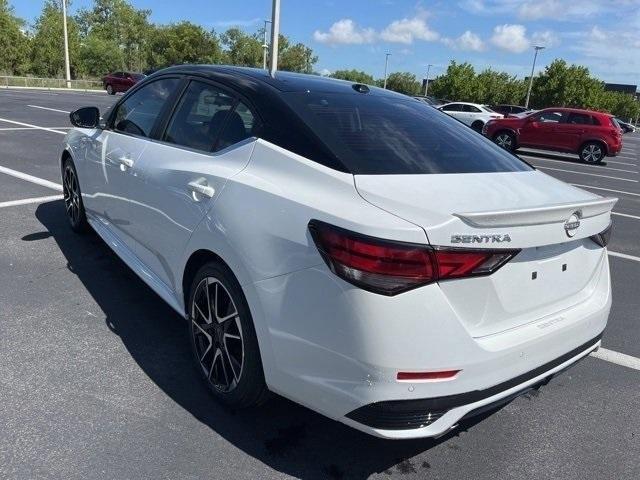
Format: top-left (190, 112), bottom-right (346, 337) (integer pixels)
top-left (442, 101), bottom-right (483, 106)
top-left (542, 106), bottom-right (612, 117)
top-left (155, 64), bottom-right (403, 98)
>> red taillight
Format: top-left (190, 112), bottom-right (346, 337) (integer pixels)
top-left (397, 370), bottom-right (460, 381)
top-left (309, 220), bottom-right (519, 295)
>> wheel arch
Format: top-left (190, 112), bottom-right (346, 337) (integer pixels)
top-left (580, 138), bottom-right (608, 156)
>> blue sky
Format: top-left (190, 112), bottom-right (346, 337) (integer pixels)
top-left (15, 0), bottom-right (640, 84)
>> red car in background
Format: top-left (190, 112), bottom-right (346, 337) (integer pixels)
top-left (483, 107), bottom-right (623, 163)
top-left (102, 71), bottom-right (145, 95)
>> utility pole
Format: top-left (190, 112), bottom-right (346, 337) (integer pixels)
top-left (424, 64), bottom-right (433, 96)
top-left (383, 53), bottom-right (391, 89)
top-left (61, 0), bottom-right (71, 88)
top-left (268, 0), bottom-right (280, 77)
top-left (525, 45), bottom-right (545, 109)
top-left (262, 20), bottom-right (271, 70)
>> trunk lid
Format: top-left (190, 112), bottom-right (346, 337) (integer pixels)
top-left (354, 170), bottom-right (616, 337)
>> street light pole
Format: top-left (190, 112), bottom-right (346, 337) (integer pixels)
top-left (424, 64), bottom-right (433, 96)
top-left (61, 0), bottom-right (71, 88)
top-left (262, 20), bottom-right (271, 70)
top-left (383, 53), bottom-right (391, 89)
top-left (525, 45), bottom-right (545, 109)
top-left (268, 0), bottom-right (280, 77)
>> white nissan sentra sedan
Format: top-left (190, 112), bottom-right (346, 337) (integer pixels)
top-left (61, 66), bottom-right (615, 439)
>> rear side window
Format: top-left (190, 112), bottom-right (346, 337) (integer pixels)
top-left (216, 101), bottom-right (258, 151)
top-left (283, 92), bottom-right (532, 175)
top-left (163, 81), bottom-right (235, 152)
top-left (567, 112), bottom-right (596, 125)
top-left (113, 77), bottom-right (179, 137)
top-left (464, 105), bottom-right (481, 113)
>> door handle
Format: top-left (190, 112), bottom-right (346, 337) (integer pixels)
top-left (188, 180), bottom-right (215, 198)
top-left (117, 155), bottom-right (134, 168)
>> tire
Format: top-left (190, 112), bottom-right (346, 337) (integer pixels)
top-left (62, 158), bottom-right (89, 233)
top-left (494, 131), bottom-right (516, 151)
top-left (188, 261), bottom-right (268, 408)
top-left (471, 121), bottom-right (484, 132)
top-left (106, 84), bottom-right (115, 95)
top-left (579, 141), bottom-right (605, 163)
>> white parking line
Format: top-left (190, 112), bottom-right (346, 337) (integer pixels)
top-left (521, 155), bottom-right (638, 174)
top-left (0, 127), bottom-right (71, 131)
top-left (27, 105), bottom-right (70, 114)
top-left (0, 117), bottom-right (66, 135)
top-left (572, 184), bottom-right (640, 197)
top-left (612, 212), bottom-right (640, 221)
top-left (537, 166), bottom-right (638, 182)
top-left (0, 165), bottom-right (62, 191)
top-left (606, 160), bottom-right (637, 167)
top-left (0, 195), bottom-right (62, 208)
top-left (608, 251), bottom-right (640, 262)
top-left (591, 348), bottom-right (640, 371)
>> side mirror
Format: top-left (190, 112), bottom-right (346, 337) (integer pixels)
top-left (70, 107), bottom-right (100, 129)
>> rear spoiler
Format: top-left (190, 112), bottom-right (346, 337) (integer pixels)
top-left (454, 197), bottom-right (617, 228)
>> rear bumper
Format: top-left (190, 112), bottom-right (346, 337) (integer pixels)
top-left (250, 248), bottom-right (611, 440)
top-left (344, 333), bottom-right (601, 437)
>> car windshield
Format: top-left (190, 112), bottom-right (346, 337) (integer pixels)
top-left (284, 91), bottom-right (532, 175)
top-left (131, 73), bottom-right (146, 80)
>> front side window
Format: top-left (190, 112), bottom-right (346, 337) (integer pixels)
top-left (535, 110), bottom-right (564, 123)
top-left (163, 81), bottom-right (236, 152)
top-left (284, 92), bottom-right (532, 175)
top-left (113, 77), bottom-right (179, 137)
top-left (442, 104), bottom-right (462, 112)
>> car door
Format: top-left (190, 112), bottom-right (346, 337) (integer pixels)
top-left (83, 76), bottom-right (181, 253)
top-left (123, 79), bottom-right (260, 291)
top-left (440, 104), bottom-right (466, 123)
top-left (518, 110), bottom-right (565, 148)
top-left (560, 112), bottom-right (595, 151)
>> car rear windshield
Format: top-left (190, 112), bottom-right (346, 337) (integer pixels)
top-left (283, 91), bottom-right (531, 175)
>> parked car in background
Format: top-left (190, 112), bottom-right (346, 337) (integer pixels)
top-left (615, 118), bottom-right (636, 133)
top-left (490, 104), bottom-right (530, 117)
top-left (413, 95), bottom-right (445, 107)
top-left (62, 65), bottom-right (614, 439)
top-left (102, 71), bottom-right (145, 95)
top-left (484, 107), bottom-right (623, 163)
top-left (438, 102), bottom-right (503, 131)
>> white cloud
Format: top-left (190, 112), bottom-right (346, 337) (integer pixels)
top-left (313, 19), bottom-right (375, 45)
top-left (442, 31), bottom-right (486, 51)
top-left (531, 30), bottom-right (560, 48)
top-left (490, 24), bottom-right (530, 53)
top-left (380, 16), bottom-right (439, 44)
top-left (517, 0), bottom-right (604, 20)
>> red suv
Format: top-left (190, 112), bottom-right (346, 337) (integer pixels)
top-left (483, 107), bottom-right (623, 163)
top-left (102, 71), bottom-right (145, 95)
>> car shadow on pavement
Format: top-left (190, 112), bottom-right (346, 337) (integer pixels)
top-left (35, 199), bottom-right (499, 480)
top-left (518, 149), bottom-right (612, 166)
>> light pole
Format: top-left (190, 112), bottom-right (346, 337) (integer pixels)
top-left (525, 45), bottom-right (545, 109)
top-left (268, 0), bottom-right (280, 77)
top-left (424, 63), bottom-right (433, 96)
top-left (61, 0), bottom-right (71, 88)
top-left (262, 20), bottom-right (272, 70)
top-left (383, 53), bottom-right (391, 89)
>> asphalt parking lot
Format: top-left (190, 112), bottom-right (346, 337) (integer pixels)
top-left (0, 88), bottom-right (639, 480)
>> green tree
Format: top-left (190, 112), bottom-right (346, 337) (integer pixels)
top-left (429, 61), bottom-right (477, 101)
top-left (77, 34), bottom-right (123, 77)
top-left (30, 0), bottom-right (81, 77)
top-left (76, 0), bottom-right (151, 72)
top-left (329, 69), bottom-right (374, 84)
top-left (530, 59), bottom-right (603, 109)
top-left (474, 69), bottom-right (525, 105)
top-left (0, 0), bottom-right (30, 75)
top-left (147, 22), bottom-right (223, 68)
top-left (278, 35), bottom-right (317, 73)
top-left (219, 27), bottom-right (262, 66)
top-left (379, 72), bottom-right (421, 95)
